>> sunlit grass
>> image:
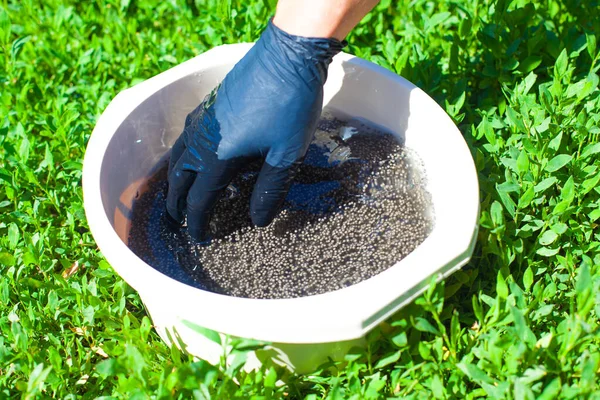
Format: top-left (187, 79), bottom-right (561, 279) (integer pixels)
top-left (0, 0), bottom-right (599, 398)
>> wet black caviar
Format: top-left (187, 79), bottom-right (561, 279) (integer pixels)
top-left (128, 112), bottom-right (434, 299)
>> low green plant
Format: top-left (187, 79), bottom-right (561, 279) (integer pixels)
top-left (0, 0), bottom-right (599, 398)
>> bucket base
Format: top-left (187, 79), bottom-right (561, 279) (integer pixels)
top-left (143, 295), bottom-right (364, 374)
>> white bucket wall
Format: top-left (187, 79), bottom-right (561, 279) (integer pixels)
top-left (83, 43), bottom-right (479, 373)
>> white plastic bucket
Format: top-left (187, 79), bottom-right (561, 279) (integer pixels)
top-left (82, 43), bottom-right (479, 373)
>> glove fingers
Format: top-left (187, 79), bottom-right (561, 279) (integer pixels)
top-left (168, 134), bottom-right (187, 177)
top-left (186, 161), bottom-right (240, 242)
top-left (166, 155), bottom-right (196, 225)
top-left (250, 161), bottom-right (299, 227)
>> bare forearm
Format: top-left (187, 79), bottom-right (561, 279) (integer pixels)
top-left (272, 0), bottom-right (379, 40)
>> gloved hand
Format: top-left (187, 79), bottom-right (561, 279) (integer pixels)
top-left (166, 20), bottom-right (346, 242)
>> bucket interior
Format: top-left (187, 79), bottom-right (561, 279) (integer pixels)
top-left (97, 56), bottom-right (473, 292)
top-left (100, 59), bottom-right (415, 246)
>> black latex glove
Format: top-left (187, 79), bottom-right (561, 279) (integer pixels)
top-left (166, 20), bottom-right (345, 242)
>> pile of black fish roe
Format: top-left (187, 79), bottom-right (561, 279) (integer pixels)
top-left (128, 111), bottom-right (434, 299)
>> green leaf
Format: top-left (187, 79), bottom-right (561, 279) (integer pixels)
top-left (522, 72), bottom-right (538, 95)
top-left (7, 223), bottom-right (19, 249)
top-left (120, 0), bottom-right (131, 11)
top-left (430, 374), bottom-right (444, 399)
top-left (374, 350), bottom-right (400, 369)
top-left (580, 352), bottom-right (597, 389)
top-left (537, 247), bottom-right (560, 257)
top-left (63, 161), bottom-right (83, 170)
top-left (481, 118), bottom-right (497, 146)
top-left (26, 363), bottom-right (52, 394)
top-left (577, 73), bottom-right (599, 101)
top-left (548, 132), bottom-right (562, 151)
top-left (505, 59), bottom-right (520, 71)
top-left (490, 201), bottom-right (504, 227)
top-left (225, 351), bottom-right (248, 377)
top-left (516, 150), bottom-right (530, 175)
top-left (501, 158), bottom-right (518, 173)
top-left (40, 144), bottom-right (54, 171)
top-left (365, 372), bottom-right (387, 397)
top-left (10, 36), bottom-right (31, 62)
top-left (543, 282), bottom-right (558, 299)
top-left (95, 359), bottom-right (117, 378)
top-left (0, 6), bottom-right (10, 44)
top-left (506, 106), bottom-right (526, 132)
top-left (560, 176), bottom-right (575, 203)
top-left (545, 154), bottom-right (572, 172)
top-left (521, 366), bottom-right (547, 384)
top-left (425, 12), bottom-right (451, 31)
top-left (496, 271), bottom-right (508, 299)
top-left (264, 367), bottom-right (277, 388)
top-left (418, 341), bottom-right (432, 360)
top-left (159, 55), bottom-right (178, 64)
top-left (19, 136), bottom-right (30, 162)
top-left (582, 173), bottom-right (600, 195)
top-left (539, 230), bottom-right (558, 246)
top-left (566, 80), bottom-right (587, 98)
top-left (455, 89), bottom-right (466, 113)
top-left (587, 33), bottom-right (597, 59)
top-left (553, 200), bottom-right (570, 214)
top-left (458, 17), bottom-right (472, 38)
top-left (0, 168), bottom-right (11, 183)
top-left (263, 0), bottom-right (278, 11)
top-left (383, 30), bottom-right (397, 64)
top-left (520, 56), bottom-right (542, 74)
top-left (83, 305), bottom-right (95, 325)
top-left (554, 49), bottom-right (569, 78)
top-left (414, 318), bottom-right (440, 335)
top-left (535, 117), bottom-right (551, 134)
top-left (472, 295), bottom-right (483, 322)
top-left (510, 306), bottom-right (536, 347)
top-left (22, 251), bottom-right (37, 265)
top-left (217, 0), bottom-right (232, 20)
top-left (457, 362), bottom-right (493, 384)
top-left (497, 190), bottom-right (516, 218)
top-left (181, 320), bottom-right (222, 346)
top-left (535, 332), bottom-right (553, 348)
top-left (534, 177), bottom-right (558, 193)
top-left (497, 182), bottom-right (520, 193)
top-left (581, 142), bottom-right (600, 159)
top-left (391, 332), bottom-right (407, 348)
top-left (124, 345), bottom-right (146, 378)
top-left (230, 338), bottom-right (268, 352)
top-left (394, 51), bottom-right (410, 75)
top-left (518, 186), bottom-right (535, 209)
top-left (576, 263), bottom-right (593, 317)
top-left (523, 267), bottom-right (534, 291)
top-left (538, 378), bottom-right (561, 400)
top-left (0, 252), bottom-right (15, 266)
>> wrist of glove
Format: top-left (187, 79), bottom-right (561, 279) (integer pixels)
top-left (260, 20), bottom-right (347, 86)
top-left (166, 21), bottom-right (346, 242)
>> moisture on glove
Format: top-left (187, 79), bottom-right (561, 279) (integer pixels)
top-left (166, 20), bottom-right (346, 242)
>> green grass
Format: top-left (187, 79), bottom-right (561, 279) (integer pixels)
top-left (1, 0), bottom-right (599, 398)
